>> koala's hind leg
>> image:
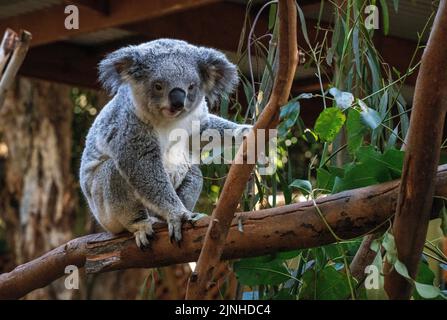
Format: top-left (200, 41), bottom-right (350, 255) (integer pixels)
top-left (94, 159), bottom-right (161, 248)
top-left (176, 165), bottom-right (203, 211)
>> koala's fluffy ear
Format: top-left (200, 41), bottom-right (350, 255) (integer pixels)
top-left (197, 48), bottom-right (239, 105)
top-left (98, 46), bottom-right (140, 95)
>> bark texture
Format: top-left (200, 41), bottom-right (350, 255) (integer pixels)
top-left (384, 1), bottom-right (447, 299)
top-left (1, 164), bottom-right (446, 300)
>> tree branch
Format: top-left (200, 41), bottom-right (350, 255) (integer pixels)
top-left (0, 29), bottom-right (18, 77)
top-left (384, 1), bottom-right (447, 300)
top-left (1, 165), bottom-right (447, 300)
top-left (0, 30), bottom-right (31, 108)
top-left (185, 0), bottom-right (298, 299)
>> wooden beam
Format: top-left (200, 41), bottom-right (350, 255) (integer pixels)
top-left (121, 2), bottom-right (266, 53)
top-left (19, 42), bottom-right (101, 88)
top-left (64, 0), bottom-right (110, 16)
top-left (0, 0), bottom-right (219, 48)
top-left (18, 3), bottom-right (420, 94)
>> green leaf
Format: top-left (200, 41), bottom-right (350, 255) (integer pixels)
top-left (299, 266), bottom-right (351, 300)
top-left (413, 261), bottom-right (436, 300)
top-left (314, 107), bottom-right (346, 142)
top-left (278, 101), bottom-right (300, 136)
top-left (332, 164), bottom-right (380, 193)
top-left (394, 260), bottom-right (410, 279)
top-left (234, 256), bottom-right (291, 286)
top-left (290, 179), bottom-right (312, 196)
top-left (441, 206), bottom-right (447, 237)
top-left (385, 125), bottom-right (399, 150)
top-left (296, 3), bottom-right (311, 46)
top-left (274, 250), bottom-right (301, 260)
top-left (414, 282), bottom-right (442, 299)
top-left (397, 100), bottom-right (409, 138)
top-left (271, 289), bottom-right (295, 300)
top-left (381, 148), bottom-right (404, 177)
top-left (360, 106), bottom-right (382, 130)
top-left (329, 87), bottom-right (354, 110)
top-left (346, 109), bottom-right (366, 154)
top-left (393, 258), bottom-right (443, 299)
top-left (379, 0), bottom-right (390, 35)
top-left (316, 168), bottom-right (336, 192)
top-left (268, 3), bottom-right (277, 30)
top-left (356, 147), bottom-right (404, 178)
top-left (393, 0), bottom-right (399, 12)
top-left (353, 26), bottom-right (361, 78)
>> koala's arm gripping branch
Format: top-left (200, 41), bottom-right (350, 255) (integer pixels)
top-left (2, 166), bottom-right (447, 300)
top-left (185, 0), bottom-right (298, 299)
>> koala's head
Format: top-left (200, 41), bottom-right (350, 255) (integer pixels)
top-left (98, 39), bottom-right (238, 121)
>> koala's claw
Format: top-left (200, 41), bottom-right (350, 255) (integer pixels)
top-left (133, 220), bottom-right (155, 249)
top-left (168, 217), bottom-right (183, 246)
top-left (187, 219), bottom-right (195, 228)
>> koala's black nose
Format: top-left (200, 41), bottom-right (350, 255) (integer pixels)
top-left (169, 88), bottom-right (186, 110)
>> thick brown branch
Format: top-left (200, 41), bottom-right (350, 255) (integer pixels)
top-left (384, 1), bottom-right (447, 300)
top-left (185, 0), bottom-right (298, 299)
top-left (2, 165), bottom-right (447, 300)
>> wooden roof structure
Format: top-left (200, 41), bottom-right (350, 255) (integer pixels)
top-left (0, 0), bottom-right (437, 97)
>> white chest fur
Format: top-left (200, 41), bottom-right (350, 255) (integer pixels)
top-left (154, 102), bottom-right (206, 189)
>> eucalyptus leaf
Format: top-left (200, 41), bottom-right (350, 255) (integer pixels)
top-left (361, 106), bottom-right (382, 130)
top-left (278, 101), bottom-right (300, 136)
top-left (290, 179), bottom-right (312, 195)
top-left (379, 0), bottom-right (390, 35)
top-left (299, 266), bottom-right (351, 300)
top-left (346, 109), bottom-right (366, 154)
top-left (414, 261), bottom-right (436, 300)
top-left (329, 87), bottom-right (354, 110)
top-left (234, 257), bottom-right (291, 286)
top-left (314, 107), bottom-right (346, 142)
top-left (414, 282), bottom-right (442, 299)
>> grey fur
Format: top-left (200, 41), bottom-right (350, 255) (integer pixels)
top-left (80, 39), bottom-right (251, 248)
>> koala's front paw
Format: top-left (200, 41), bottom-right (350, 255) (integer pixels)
top-left (167, 209), bottom-right (200, 246)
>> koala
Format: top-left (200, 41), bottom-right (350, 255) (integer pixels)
top-left (80, 39), bottom-right (251, 249)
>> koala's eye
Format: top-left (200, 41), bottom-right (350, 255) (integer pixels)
top-left (188, 83), bottom-right (196, 91)
top-left (154, 82), bottom-right (163, 92)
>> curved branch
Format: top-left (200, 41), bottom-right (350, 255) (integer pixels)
top-left (1, 165), bottom-right (447, 300)
top-left (384, 1), bottom-right (447, 299)
top-left (185, 0), bottom-right (298, 299)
